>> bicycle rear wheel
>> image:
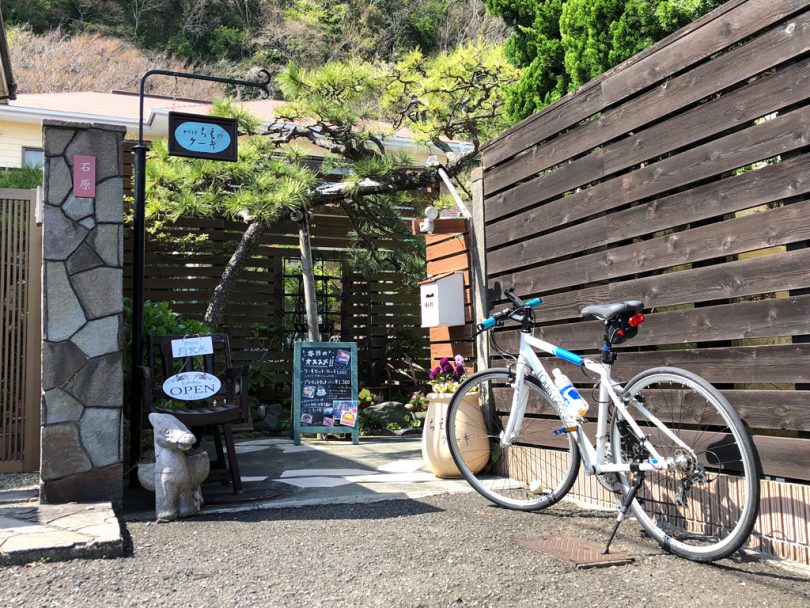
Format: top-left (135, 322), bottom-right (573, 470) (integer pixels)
top-left (612, 367), bottom-right (760, 561)
top-left (446, 369), bottom-right (580, 510)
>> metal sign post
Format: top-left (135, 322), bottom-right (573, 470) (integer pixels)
top-left (129, 69), bottom-right (271, 486)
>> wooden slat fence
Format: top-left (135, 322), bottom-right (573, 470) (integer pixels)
top-left (122, 215), bottom-right (429, 396)
top-left (0, 188), bottom-right (41, 472)
top-left (481, 0), bottom-right (810, 484)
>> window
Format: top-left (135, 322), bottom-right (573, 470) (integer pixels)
top-left (22, 148), bottom-right (44, 169)
top-left (282, 258), bottom-right (343, 348)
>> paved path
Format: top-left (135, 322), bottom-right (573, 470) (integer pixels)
top-left (126, 437), bottom-right (473, 518)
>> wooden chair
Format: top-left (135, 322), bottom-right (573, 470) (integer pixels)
top-left (139, 333), bottom-right (250, 494)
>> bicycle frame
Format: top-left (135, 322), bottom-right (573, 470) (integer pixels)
top-left (500, 332), bottom-right (697, 476)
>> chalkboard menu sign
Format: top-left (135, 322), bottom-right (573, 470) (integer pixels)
top-left (293, 341), bottom-right (359, 445)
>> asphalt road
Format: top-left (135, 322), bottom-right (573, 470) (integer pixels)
top-left (1, 493), bottom-right (808, 607)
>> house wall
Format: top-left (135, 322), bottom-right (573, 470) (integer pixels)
top-left (0, 120), bottom-right (41, 168)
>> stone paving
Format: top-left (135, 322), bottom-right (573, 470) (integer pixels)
top-left (0, 498), bottom-right (122, 566)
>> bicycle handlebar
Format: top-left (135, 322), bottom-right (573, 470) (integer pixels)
top-left (476, 294), bottom-right (542, 334)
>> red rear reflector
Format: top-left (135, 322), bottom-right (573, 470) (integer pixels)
top-left (629, 312), bottom-right (645, 327)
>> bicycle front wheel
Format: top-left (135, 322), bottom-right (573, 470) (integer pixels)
top-left (446, 369), bottom-right (580, 511)
top-left (612, 367), bottom-right (760, 562)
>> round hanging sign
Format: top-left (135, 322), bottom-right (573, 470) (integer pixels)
top-left (162, 372), bottom-right (222, 401)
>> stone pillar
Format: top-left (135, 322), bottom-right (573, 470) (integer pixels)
top-left (40, 120), bottom-right (126, 504)
top-left (469, 167), bottom-right (490, 372)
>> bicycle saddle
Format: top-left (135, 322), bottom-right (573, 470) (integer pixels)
top-left (581, 300), bottom-right (644, 321)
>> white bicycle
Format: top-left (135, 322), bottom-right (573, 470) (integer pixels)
top-left (446, 289), bottom-right (761, 562)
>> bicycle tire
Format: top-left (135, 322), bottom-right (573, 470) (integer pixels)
top-left (611, 366), bottom-right (760, 561)
top-left (446, 368), bottom-right (580, 511)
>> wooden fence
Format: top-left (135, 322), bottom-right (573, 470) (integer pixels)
top-left (0, 188), bottom-right (41, 472)
top-left (122, 214), bottom-right (429, 396)
top-left (480, 0), bottom-right (810, 483)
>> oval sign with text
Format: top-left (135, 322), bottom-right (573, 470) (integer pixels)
top-left (173, 122), bottom-right (232, 154)
top-left (162, 372), bottom-right (222, 401)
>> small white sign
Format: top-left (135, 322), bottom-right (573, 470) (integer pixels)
top-left (171, 336), bottom-right (214, 358)
top-left (162, 372), bottom-right (222, 401)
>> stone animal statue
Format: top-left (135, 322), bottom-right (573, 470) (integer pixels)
top-left (142, 413), bottom-right (210, 521)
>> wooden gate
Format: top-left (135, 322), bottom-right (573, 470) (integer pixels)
top-left (0, 188), bottom-right (41, 472)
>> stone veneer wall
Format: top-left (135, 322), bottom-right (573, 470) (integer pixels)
top-left (40, 120), bottom-right (125, 504)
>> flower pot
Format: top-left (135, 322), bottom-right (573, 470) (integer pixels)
top-left (421, 393), bottom-right (488, 478)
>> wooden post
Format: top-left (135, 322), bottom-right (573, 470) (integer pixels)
top-left (469, 168), bottom-right (489, 372)
top-left (297, 210), bottom-right (321, 342)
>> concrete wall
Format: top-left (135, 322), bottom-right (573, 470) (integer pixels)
top-left (39, 120), bottom-right (125, 504)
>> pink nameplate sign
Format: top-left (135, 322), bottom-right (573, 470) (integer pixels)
top-left (73, 155), bottom-right (96, 198)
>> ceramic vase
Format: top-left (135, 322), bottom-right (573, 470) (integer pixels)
top-left (421, 392), bottom-right (489, 478)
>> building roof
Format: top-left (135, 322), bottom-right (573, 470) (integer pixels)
top-left (0, 90), bottom-right (470, 155)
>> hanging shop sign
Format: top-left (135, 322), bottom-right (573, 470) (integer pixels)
top-left (293, 341), bottom-right (359, 445)
top-left (168, 112), bottom-right (238, 162)
top-left (162, 372), bottom-right (222, 401)
top-left (171, 336), bottom-right (214, 358)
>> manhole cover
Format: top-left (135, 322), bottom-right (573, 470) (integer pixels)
top-left (519, 536), bottom-right (634, 569)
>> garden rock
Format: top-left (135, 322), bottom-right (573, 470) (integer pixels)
top-left (364, 401), bottom-right (410, 428)
top-left (253, 411), bottom-right (280, 434)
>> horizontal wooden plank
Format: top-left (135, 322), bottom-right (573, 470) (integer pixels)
top-left (430, 341), bottom-right (475, 360)
top-left (426, 252), bottom-right (470, 276)
top-left (424, 224), bottom-right (469, 245)
top-left (752, 435), bottom-right (810, 480)
top-left (490, 198), bottom-right (810, 287)
top-left (486, 103), bottom-right (810, 223)
top-left (430, 324), bottom-right (474, 343)
top-left (489, 399), bottom-right (810, 479)
top-left (495, 343), bottom-right (810, 385)
top-left (485, 14), bottom-right (810, 194)
top-left (490, 247), bottom-right (810, 323)
top-left (525, 295), bottom-right (810, 352)
top-left (426, 234), bottom-right (469, 260)
top-left (482, 0), bottom-right (804, 165)
top-left (487, 151), bottom-right (810, 253)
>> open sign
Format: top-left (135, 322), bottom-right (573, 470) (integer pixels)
top-left (162, 372), bottom-right (221, 401)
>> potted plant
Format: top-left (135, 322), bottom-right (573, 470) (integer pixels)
top-left (421, 356), bottom-right (488, 478)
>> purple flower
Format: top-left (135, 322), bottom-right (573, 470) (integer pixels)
top-left (439, 357), bottom-right (449, 366)
top-left (454, 364), bottom-right (465, 379)
top-left (454, 355), bottom-right (465, 366)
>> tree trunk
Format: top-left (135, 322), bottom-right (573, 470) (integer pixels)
top-left (298, 211), bottom-right (321, 342)
top-left (204, 219), bottom-right (266, 330)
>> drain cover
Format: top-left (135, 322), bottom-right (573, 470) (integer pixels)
top-left (519, 536), bottom-right (634, 569)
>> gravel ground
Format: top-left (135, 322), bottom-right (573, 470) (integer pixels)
top-left (1, 493), bottom-right (808, 608)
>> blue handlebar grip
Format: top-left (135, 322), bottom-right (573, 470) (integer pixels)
top-left (480, 317), bottom-right (496, 329)
top-left (525, 297), bottom-right (542, 308)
